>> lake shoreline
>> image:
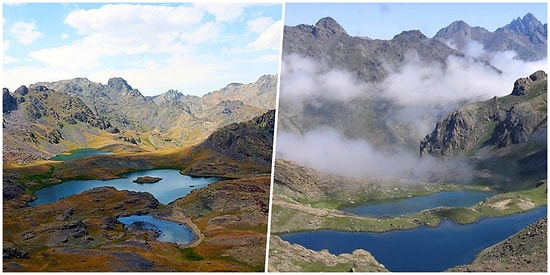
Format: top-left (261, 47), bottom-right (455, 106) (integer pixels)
top-left (278, 206), bottom-right (547, 272)
top-left (270, 184), bottom-right (547, 234)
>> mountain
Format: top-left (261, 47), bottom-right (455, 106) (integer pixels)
top-left (420, 71), bottom-right (547, 189)
top-left (279, 17), bottom-right (478, 151)
top-left (434, 13), bottom-right (547, 61)
top-left (181, 109), bottom-right (275, 177)
top-left (420, 70), bottom-right (547, 158)
top-left (283, 17), bottom-right (464, 82)
top-left (280, 15), bottom-right (546, 156)
top-left (3, 75), bottom-right (276, 165)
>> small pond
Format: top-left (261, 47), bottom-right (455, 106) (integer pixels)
top-left (49, 148), bottom-right (113, 161)
top-left (118, 215), bottom-right (194, 245)
top-left (342, 190), bottom-right (493, 217)
top-left (279, 206), bottom-right (547, 272)
top-left (29, 169), bottom-right (221, 206)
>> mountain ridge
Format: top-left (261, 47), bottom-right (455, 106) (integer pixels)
top-left (435, 13), bottom-right (547, 61)
top-left (3, 74), bottom-right (277, 165)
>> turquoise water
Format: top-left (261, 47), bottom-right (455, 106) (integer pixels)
top-left (118, 215), bottom-right (194, 245)
top-left (29, 169), bottom-right (221, 206)
top-left (49, 148), bottom-right (113, 161)
top-left (342, 190), bottom-right (493, 217)
top-left (280, 206), bottom-right (547, 272)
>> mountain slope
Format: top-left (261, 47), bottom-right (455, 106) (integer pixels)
top-left (420, 71), bottom-right (547, 188)
top-left (181, 109), bottom-right (275, 177)
top-left (283, 17), bottom-right (464, 82)
top-left (420, 70), bottom-right (547, 158)
top-left (279, 17), bottom-right (493, 152)
top-left (3, 75), bottom-right (276, 165)
top-left (434, 13), bottom-right (547, 61)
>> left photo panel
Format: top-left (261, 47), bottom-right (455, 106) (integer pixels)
top-left (3, 2), bottom-right (282, 272)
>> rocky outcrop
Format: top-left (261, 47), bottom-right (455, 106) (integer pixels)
top-left (183, 109), bottom-right (275, 177)
top-left (3, 88), bottom-right (18, 113)
top-left (420, 71), bottom-right (547, 158)
top-left (511, 70), bottom-right (547, 96)
top-left (268, 235), bottom-right (387, 272)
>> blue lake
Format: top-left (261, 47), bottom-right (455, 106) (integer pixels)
top-left (342, 190), bottom-right (493, 217)
top-left (29, 169), bottom-right (222, 206)
top-left (118, 215), bottom-right (194, 245)
top-left (279, 206), bottom-right (547, 272)
top-left (49, 148), bottom-right (113, 161)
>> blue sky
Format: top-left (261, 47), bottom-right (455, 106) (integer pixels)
top-left (284, 2), bottom-right (547, 39)
top-left (3, 3), bottom-right (283, 96)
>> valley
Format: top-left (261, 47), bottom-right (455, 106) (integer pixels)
top-left (3, 75), bottom-right (276, 271)
top-left (269, 10), bottom-right (547, 272)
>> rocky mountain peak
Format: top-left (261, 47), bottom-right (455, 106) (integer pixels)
top-left (14, 85), bottom-right (29, 96)
top-left (312, 17), bottom-right (348, 38)
top-left (434, 20), bottom-right (485, 38)
top-left (107, 77), bottom-right (133, 92)
top-left (499, 13), bottom-right (545, 34)
top-left (3, 88), bottom-right (18, 114)
top-left (446, 20), bottom-right (472, 31)
top-left (393, 30), bottom-right (428, 42)
top-left (163, 89), bottom-right (183, 101)
top-left (496, 13), bottom-right (547, 46)
top-left (511, 70), bottom-right (547, 96)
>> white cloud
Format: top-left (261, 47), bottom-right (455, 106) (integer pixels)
top-left (247, 20), bottom-right (282, 50)
top-left (247, 16), bottom-right (274, 33)
top-left (64, 4), bottom-right (204, 54)
top-left (277, 126), bottom-right (472, 181)
top-left (279, 53), bottom-right (371, 112)
top-left (194, 3), bottom-right (246, 23)
top-left (4, 3), bottom-right (281, 96)
top-left (8, 21), bottom-right (44, 44)
top-left (3, 40), bottom-right (18, 64)
top-left (180, 21), bottom-right (221, 44)
top-left (65, 4), bottom-right (204, 35)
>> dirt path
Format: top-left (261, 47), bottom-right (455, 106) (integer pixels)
top-left (273, 195), bottom-right (351, 218)
top-left (157, 210), bottom-right (205, 248)
top-left (491, 199), bottom-right (511, 210)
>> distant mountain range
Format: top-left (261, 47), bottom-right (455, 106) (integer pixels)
top-left (3, 75), bottom-right (277, 165)
top-left (434, 13), bottom-right (547, 61)
top-left (278, 13), bottom-right (547, 188)
top-left (279, 13), bottom-right (546, 147)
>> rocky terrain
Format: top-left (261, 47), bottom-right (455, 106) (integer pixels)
top-left (279, 17), bottom-right (470, 150)
top-left (449, 217), bottom-right (547, 272)
top-left (421, 70), bottom-right (547, 158)
top-left (270, 13), bottom-right (547, 272)
top-left (420, 71), bottom-right (547, 190)
top-left (268, 235), bottom-right (387, 272)
top-left (3, 175), bottom-right (271, 272)
top-left (3, 74), bottom-right (276, 165)
top-left (279, 14), bottom-right (546, 153)
top-left (435, 13), bottom-right (547, 61)
top-left (283, 17), bottom-right (464, 83)
top-left (181, 110), bottom-right (275, 177)
top-left (4, 105), bottom-right (275, 271)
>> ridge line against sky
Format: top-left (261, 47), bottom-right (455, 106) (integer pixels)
top-left (283, 2), bottom-right (547, 40)
top-left (2, 2), bottom-right (283, 96)
top-left (2, 1), bottom-right (547, 96)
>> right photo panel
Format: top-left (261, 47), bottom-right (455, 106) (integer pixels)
top-left (269, 2), bottom-right (547, 272)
